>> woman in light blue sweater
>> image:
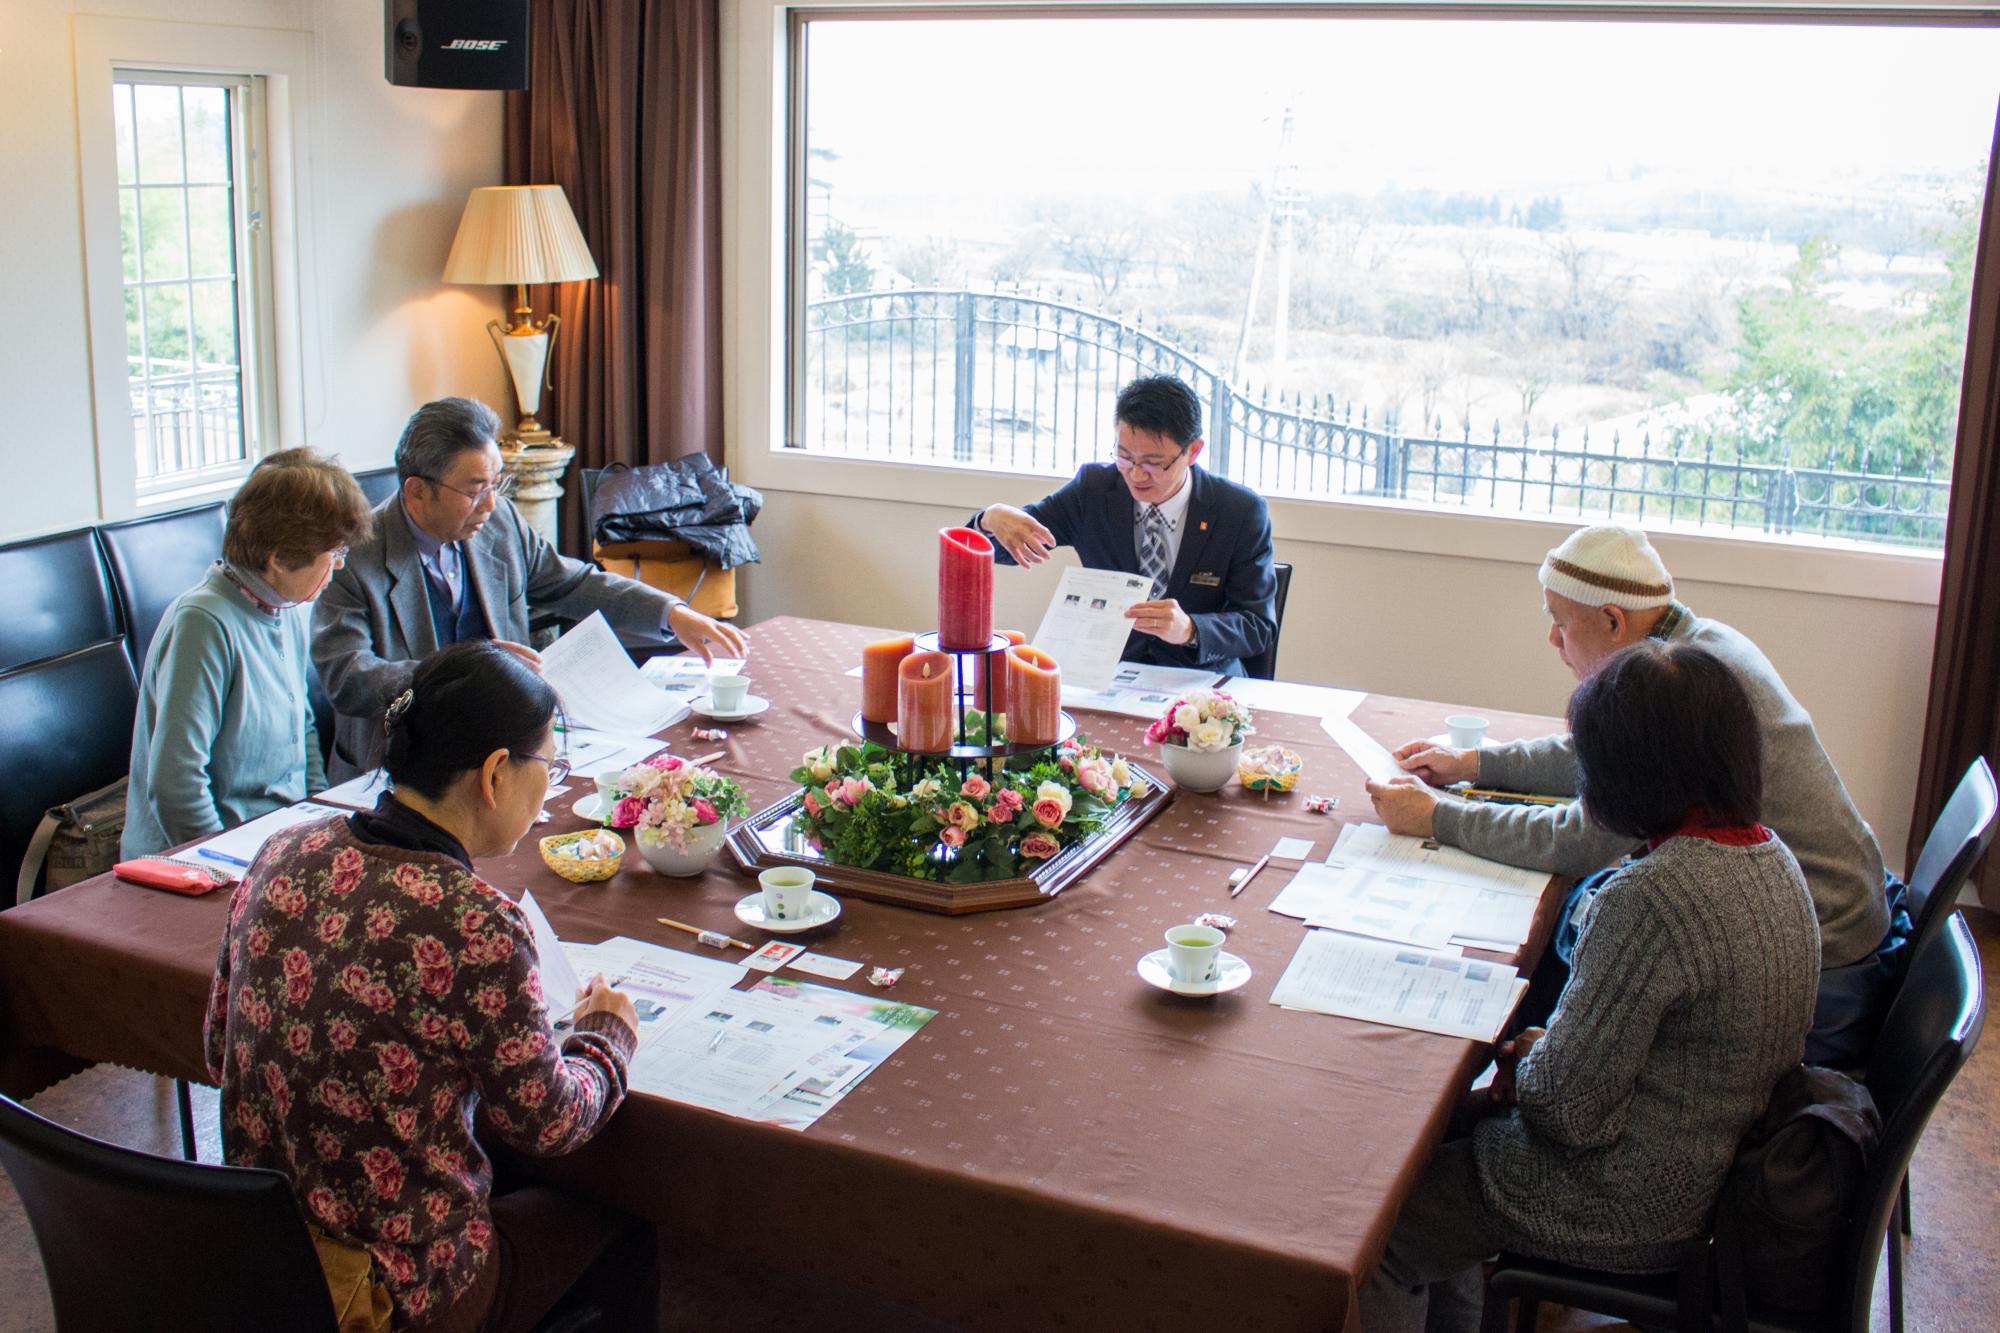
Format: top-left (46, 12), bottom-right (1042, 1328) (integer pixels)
top-left (122, 449), bottom-right (373, 859)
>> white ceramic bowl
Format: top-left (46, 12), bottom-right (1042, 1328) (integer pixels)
top-left (633, 819), bottom-right (730, 877)
top-left (1158, 739), bottom-right (1243, 794)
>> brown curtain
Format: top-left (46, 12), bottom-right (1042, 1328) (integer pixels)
top-left (504, 0), bottom-right (723, 556)
top-left (1910, 111), bottom-right (2000, 905)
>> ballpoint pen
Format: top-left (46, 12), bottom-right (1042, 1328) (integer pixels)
top-left (1229, 851), bottom-right (1272, 898)
top-left (656, 916), bottom-right (754, 950)
top-left (195, 846), bottom-right (251, 868)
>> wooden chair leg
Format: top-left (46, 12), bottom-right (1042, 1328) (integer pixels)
top-left (174, 1078), bottom-right (197, 1161)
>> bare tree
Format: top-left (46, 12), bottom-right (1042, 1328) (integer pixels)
top-left (1042, 203), bottom-right (1149, 304)
top-left (1542, 233), bottom-right (1629, 341)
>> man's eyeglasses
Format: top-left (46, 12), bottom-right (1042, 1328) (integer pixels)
top-left (426, 473), bottom-right (516, 506)
top-left (1113, 446), bottom-right (1188, 478)
top-left (514, 752), bottom-right (573, 786)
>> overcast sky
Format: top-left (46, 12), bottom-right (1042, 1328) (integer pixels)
top-left (808, 17), bottom-right (2000, 200)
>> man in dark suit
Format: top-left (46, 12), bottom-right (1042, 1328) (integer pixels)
top-left (313, 397), bottom-right (746, 777)
top-left (969, 375), bottom-right (1277, 677)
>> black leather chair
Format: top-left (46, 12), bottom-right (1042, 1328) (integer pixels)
top-left (0, 642), bottom-right (139, 902)
top-left (98, 502), bottom-right (227, 671)
top-left (1901, 758), bottom-right (1998, 975)
top-left (353, 465), bottom-right (400, 507)
top-left (0, 527), bottom-right (122, 674)
top-left (1240, 560), bottom-right (1293, 680)
top-left (1478, 911), bottom-right (1986, 1333)
top-left (0, 1091), bottom-right (340, 1332)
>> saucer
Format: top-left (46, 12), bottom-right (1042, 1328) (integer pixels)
top-left (573, 792), bottom-right (607, 821)
top-left (693, 694), bottom-right (770, 721)
top-left (1428, 733), bottom-right (1495, 750)
top-left (1137, 948), bottom-right (1253, 997)
top-left (735, 889), bottom-right (842, 934)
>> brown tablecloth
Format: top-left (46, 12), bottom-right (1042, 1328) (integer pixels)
top-left (0, 616), bottom-right (1566, 1332)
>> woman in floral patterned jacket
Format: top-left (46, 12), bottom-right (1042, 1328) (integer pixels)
top-left (205, 641), bottom-right (653, 1332)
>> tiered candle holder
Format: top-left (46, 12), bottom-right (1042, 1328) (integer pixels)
top-left (849, 630), bottom-right (1076, 772)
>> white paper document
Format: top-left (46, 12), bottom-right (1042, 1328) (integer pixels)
top-left (1062, 660), bottom-right (1225, 718)
top-left (555, 726), bottom-right (668, 777)
top-left (1267, 862), bottom-right (1455, 949)
top-left (1327, 823), bottom-right (1550, 898)
top-left (172, 801), bottom-right (348, 873)
top-left (516, 891), bottom-right (581, 1017)
top-left (1030, 567), bottom-right (1156, 692)
top-left (1321, 714), bottom-right (1418, 785)
top-left (1271, 930), bottom-right (1526, 1041)
top-left (1223, 677), bottom-right (1367, 721)
top-left (314, 769), bottom-right (389, 811)
top-left (624, 977), bottom-right (936, 1130)
top-left (538, 612), bottom-right (691, 735)
top-left (611, 946), bottom-right (749, 1032)
top-left (640, 654), bottom-right (748, 697)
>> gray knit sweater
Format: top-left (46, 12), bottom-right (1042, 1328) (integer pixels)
top-left (1473, 834), bottom-right (1820, 1272)
top-left (1431, 608), bottom-right (1889, 967)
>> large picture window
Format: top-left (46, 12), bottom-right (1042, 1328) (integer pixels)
top-left (791, 11), bottom-right (1999, 552)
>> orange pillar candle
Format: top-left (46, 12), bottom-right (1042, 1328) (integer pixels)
top-left (937, 526), bottom-right (995, 650)
top-left (898, 651), bottom-right (954, 752)
top-left (1007, 646), bottom-right (1062, 746)
top-left (861, 633), bottom-right (916, 724)
top-left (970, 629), bottom-right (1027, 716)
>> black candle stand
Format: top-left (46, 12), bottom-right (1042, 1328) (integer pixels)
top-left (849, 629), bottom-right (1076, 777)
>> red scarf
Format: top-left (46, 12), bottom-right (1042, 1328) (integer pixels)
top-left (1647, 807), bottom-right (1773, 852)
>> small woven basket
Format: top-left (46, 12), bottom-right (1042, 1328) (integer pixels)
top-left (539, 830), bottom-right (625, 883)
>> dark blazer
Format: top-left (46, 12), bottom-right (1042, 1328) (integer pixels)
top-left (976, 464), bottom-right (1277, 676)
top-left (312, 494), bottom-right (677, 778)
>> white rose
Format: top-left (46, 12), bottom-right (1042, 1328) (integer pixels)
top-left (1191, 719), bottom-right (1234, 752)
top-left (1173, 703), bottom-right (1201, 735)
top-left (1110, 757), bottom-right (1131, 788)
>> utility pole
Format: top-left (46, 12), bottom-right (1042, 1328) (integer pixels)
top-left (1231, 104), bottom-right (1301, 381)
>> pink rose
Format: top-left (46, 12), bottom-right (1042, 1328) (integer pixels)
top-left (474, 985), bottom-right (507, 1017)
top-left (840, 776), bottom-right (872, 806)
top-left (611, 796), bottom-right (645, 828)
top-left (317, 911), bottom-right (348, 944)
top-left (464, 1218), bottom-right (493, 1251)
top-left (414, 936), bottom-right (456, 969)
top-left (803, 792), bottom-right (821, 818)
top-left (365, 906), bottom-right (396, 940)
top-left (329, 847), bottom-right (364, 896)
top-left (647, 753), bottom-right (684, 771)
top-left (1032, 798), bottom-right (1066, 828)
top-left (960, 774), bottom-right (991, 801)
top-left (326, 1017), bottom-right (358, 1052)
top-left (1019, 831), bottom-right (1061, 860)
top-left (939, 825), bottom-right (967, 848)
top-left (388, 1108), bottom-right (419, 1142)
top-left (286, 1023), bottom-right (312, 1058)
top-left (358, 1146), bottom-right (404, 1200)
top-left (379, 1213), bottom-right (413, 1243)
top-left (377, 1042), bottom-right (419, 1094)
top-left (994, 787), bottom-right (1025, 815)
top-left (1144, 717), bottom-right (1173, 746)
top-left (691, 797), bottom-right (719, 825)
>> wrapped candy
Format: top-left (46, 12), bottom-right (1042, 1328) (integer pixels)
top-left (1194, 913), bottom-right (1238, 932)
top-left (867, 966), bottom-right (905, 988)
top-left (1237, 744), bottom-right (1303, 795)
top-left (692, 727), bottom-right (729, 742)
top-left (1303, 794), bottom-right (1339, 815)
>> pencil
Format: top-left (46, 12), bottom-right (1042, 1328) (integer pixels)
top-left (1458, 786), bottom-right (1570, 807)
top-left (656, 916), bottom-right (754, 950)
top-left (1230, 851), bottom-right (1272, 898)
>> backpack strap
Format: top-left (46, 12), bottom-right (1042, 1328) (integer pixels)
top-left (16, 812), bottom-right (61, 907)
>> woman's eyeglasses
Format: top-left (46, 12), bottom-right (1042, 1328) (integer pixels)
top-left (513, 752), bottom-right (573, 786)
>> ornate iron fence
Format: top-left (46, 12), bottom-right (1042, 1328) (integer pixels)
top-left (801, 288), bottom-right (1950, 549)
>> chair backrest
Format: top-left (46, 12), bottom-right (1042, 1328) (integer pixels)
top-left (1836, 913), bottom-right (1985, 1330)
top-left (1239, 560), bottom-right (1293, 680)
top-left (580, 466), bottom-right (603, 534)
top-left (0, 527), bottom-right (122, 674)
top-left (97, 502), bottom-right (227, 671)
top-left (353, 465), bottom-right (401, 507)
top-left (0, 642), bottom-right (139, 899)
top-left (1903, 758), bottom-right (1998, 968)
top-left (0, 1093), bottom-right (337, 1333)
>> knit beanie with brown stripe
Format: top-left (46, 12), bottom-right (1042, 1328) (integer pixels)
top-left (1537, 524), bottom-right (1675, 610)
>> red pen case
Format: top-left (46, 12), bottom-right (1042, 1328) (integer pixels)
top-left (113, 857), bottom-right (232, 895)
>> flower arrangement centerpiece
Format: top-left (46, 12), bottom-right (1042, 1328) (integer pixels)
top-left (788, 736), bottom-right (1150, 883)
top-left (1144, 689), bottom-right (1255, 793)
top-left (614, 754), bottom-right (748, 877)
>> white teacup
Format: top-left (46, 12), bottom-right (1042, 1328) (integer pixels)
top-left (709, 674), bottom-right (752, 713)
top-left (1164, 923), bottom-right (1225, 984)
top-left (1446, 713), bottom-right (1490, 749)
top-left (590, 768), bottom-right (626, 808)
top-left (759, 866), bottom-right (815, 921)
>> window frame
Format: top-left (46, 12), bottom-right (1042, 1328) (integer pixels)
top-left (73, 16), bottom-right (321, 521)
top-left (113, 68), bottom-right (278, 499)
top-left (725, 0), bottom-right (1992, 607)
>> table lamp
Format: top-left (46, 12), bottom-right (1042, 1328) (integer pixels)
top-left (442, 185), bottom-right (599, 446)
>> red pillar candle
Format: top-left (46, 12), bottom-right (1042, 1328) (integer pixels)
top-left (861, 633), bottom-right (916, 724)
top-left (970, 629), bottom-right (1027, 716)
top-left (1007, 645), bottom-right (1062, 747)
top-left (898, 651), bottom-right (954, 753)
top-left (937, 526), bottom-right (995, 650)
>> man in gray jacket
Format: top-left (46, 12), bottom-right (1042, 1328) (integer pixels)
top-left (1366, 523), bottom-right (1898, 1066)
top-left (313, 398), bottom-right (746, 777)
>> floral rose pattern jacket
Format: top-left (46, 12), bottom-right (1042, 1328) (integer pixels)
top-left (204, 816), bottom-right (635, 1328)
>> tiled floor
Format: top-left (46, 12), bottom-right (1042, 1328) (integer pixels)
top-left (5, 911), bottom-right (1997, 1331)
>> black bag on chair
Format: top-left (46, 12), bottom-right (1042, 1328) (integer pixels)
top-left (590, 456), bottom-right (764, 569)
top-left (1713, 1063), bottom-right (1880, 1312)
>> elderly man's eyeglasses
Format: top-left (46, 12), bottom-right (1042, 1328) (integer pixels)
top-left (1113, 446), bottom-right (1188, 478)
top-left (512, 752), bottom-right (573, 786)
top-left (426, 473), bottom-right (516, 506)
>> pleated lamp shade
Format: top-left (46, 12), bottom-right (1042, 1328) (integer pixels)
top-left (443, 185), bottom-right (599, 285)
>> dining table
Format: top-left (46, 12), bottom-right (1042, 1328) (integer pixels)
top-left (0, 615), bottom-right (1569, 1332)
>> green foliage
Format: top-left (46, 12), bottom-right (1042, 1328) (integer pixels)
top-left (813, 221), bottom-right (874, 296)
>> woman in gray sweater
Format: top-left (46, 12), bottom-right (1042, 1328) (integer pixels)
top-left (1360, 640), bottom-right (1821, 1333)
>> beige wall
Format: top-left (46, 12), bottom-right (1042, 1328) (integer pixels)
top-left (732, 485), bottom-right (1939, 876)
top-left (0, 0), bottom-right (506, 540)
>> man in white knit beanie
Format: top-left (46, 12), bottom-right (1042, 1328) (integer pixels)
top-left (1367, 522), bottom-right (1903, 1067)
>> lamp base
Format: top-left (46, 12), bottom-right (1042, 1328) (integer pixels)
top-left (499, 440), bottom-right (576, 546)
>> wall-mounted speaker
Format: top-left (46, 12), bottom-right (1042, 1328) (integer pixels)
top-left (385, 0), bottom-right (531, 91)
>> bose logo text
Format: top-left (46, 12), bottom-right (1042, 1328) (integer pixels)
top-left (442, 39), bottom-right (508, 51)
